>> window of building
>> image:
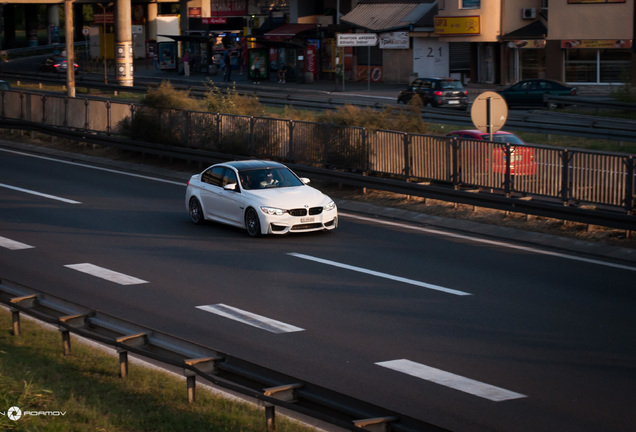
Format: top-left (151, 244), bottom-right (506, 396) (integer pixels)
top-left (565, 49), bottom-right (631, 84)
top-left (461, 0), bottom-right (480, 9)
top-left (520, 49), bottom-right (546, 80)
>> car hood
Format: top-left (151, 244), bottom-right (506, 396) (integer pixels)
top-left (243, 185), bottom-right (332, 209)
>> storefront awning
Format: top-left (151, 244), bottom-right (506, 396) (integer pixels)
top-left (501, 21), bottom-right (547, 41)
top-left (264, 23), bottom-right (317, 41)
top-left (341, 1), bottom-right (436, 32)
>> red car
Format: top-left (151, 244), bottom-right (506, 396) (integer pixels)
top-left (446, 130), bottom-right (537, 175)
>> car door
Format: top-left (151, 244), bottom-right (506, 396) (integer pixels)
top-left (199, 166), bottom-right (225, 220)
top-left (214, 168), bottom-right (245, 225)
top-left (527, 80), bottom-right (547, 105)
top-left (505, 82), bottom-right (528, 106)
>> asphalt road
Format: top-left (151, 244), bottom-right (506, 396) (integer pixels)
top-left (1, 142), bottom-right (635, 432)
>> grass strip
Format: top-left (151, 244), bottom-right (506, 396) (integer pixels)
top-left (0, 308), bottom-right (318, 432)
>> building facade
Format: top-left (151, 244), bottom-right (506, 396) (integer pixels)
top-left (435, 0), bottom-right (635, 88)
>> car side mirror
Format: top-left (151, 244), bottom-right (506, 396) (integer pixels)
top-left (224, 183), bottom-right (238, 191)
top-left (300, 178), bottom-right (310, 184)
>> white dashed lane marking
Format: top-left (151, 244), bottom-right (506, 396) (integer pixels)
top-left (376, 359), bottom-right (526, 402)
top-left (196, 304), bottom-right (304, 334)
top-left (0, 236), bottom-right (34, 250)
top-left (288, 253), bottom-right (471, 296)
top-left (64, 263), bottom-right (148, 285)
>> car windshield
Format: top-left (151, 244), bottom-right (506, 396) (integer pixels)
top-left (480, 134), bottom-right (525, 144)
top-left (438, 81), bottom-right (463, 90)
top-left (239, 167), bottom-right (305, 190)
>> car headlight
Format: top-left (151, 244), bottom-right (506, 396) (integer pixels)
top-left (324, 200), bottom-right (336, 211)
top-left (260, 206), bottom-right (286, 216)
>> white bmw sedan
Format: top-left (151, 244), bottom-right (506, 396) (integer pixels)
top-left (185, 160), bottom-right (338, 237)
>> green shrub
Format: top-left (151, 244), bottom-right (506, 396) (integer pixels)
top-left (204, 81), bottom-right (266, 116)
top-left (610, 84), bottom-right (636, 103)
top-left (141, 81), bottom-right (203, 111)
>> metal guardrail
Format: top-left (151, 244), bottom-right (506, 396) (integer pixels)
top-left (0, 89), bottom-right (634, 231)
top-left (544, 94), bottom-right (636, 112)
top-left (0, 278), bottom-right (449, 432)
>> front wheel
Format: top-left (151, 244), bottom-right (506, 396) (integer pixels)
top-left (244, 208), bottom-right (262, 237)
top-left (189, 197), bottom-right (204, 224)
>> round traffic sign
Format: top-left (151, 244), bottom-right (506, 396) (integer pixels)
top-left (470, 91), bottom-right (508, 134)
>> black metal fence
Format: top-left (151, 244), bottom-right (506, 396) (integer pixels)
top-left (2, 89), bottom-right (634, 214)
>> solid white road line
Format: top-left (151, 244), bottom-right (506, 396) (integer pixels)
top-left (0, 182), bottom-right (81, 204)
top-left (288, 253), bottom-right (471, 296)
top-left (64, 263), bottom-right (148, 285)
top-left (0, 236), bottom-right (34, 250)
top-left (340, 212), bottom-right (636, 273)
top-left (0, 148), bottom-right (185, 186)
top-left (376, 359), bottom-right (526, 402)
top-left (196, 304), bottom-right (304, 334)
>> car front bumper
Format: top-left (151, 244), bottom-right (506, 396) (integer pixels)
top-left (264, 213), bottom-right (338, 235)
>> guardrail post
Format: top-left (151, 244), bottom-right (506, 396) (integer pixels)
top-left (185, 111), bottom-right (191, 147)
top-left (323, 123), bottom-right (330, 167)
top-left (504, 144), bottom-right (512, 198)
top-left (403, 132), bottom-right (411, 178)
top-left (353, 416), bottom-right (398, 432)
top-left (60, 327), bottom-right (71, 356)
top-left (249, 116), bottom-right (255, 155)
top-left (84, 99), bottom-right (89, 131)
top-left (624, 155), bottom-right (634, 214)
top-left (118, 349), bottom-right (129, 378)
top-left (41, 95), bottom-right (46, 124)
top-left (215, 113), bottom-right (220, 146)
top-left (11, 308), bottom-right (20, 336)
top-left (288, 120), bottom-right (295, 161)
top-left (187, 375), bottom-right (196, 403)
top-left (450, 137), bottom-right (460, 186)
top-left (19, 92), bottom-right (25, 121)
top-left (106, 101), bottom-right (112, 134)
top-left (560, 149), bottom-right (572, 206)
top-left (265, 403), bottom-right (276, 432)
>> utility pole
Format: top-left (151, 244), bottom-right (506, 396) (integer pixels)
top-left (65, 0), bottom-right (75, 97)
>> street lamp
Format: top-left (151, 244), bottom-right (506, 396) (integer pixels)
top-left (98, 3), bottom-right (113, 84)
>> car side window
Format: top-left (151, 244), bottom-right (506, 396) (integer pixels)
top-left (221, 169), bottom-right (238, 189)
top-left (201, 166), bottom-right (224, 186)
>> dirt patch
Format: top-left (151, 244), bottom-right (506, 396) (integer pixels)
top-left (4, 129), bottom-right (635, 249)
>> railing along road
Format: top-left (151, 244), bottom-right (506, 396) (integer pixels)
top-left (1, 89), bottom-right (634, 231)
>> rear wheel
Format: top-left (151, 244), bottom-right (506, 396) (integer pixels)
top-left (189, 197), bottom-right (204, 224)
top-left (244, 208), bottom-right (261, 237)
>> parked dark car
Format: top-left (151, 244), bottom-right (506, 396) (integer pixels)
top-left (447, 129), bottom-right (537, 176)
top-left (39, 56), bottom-right (79, 74)
top-left (397, 77), bottom-right (469, 109)
top-left (498, 79), bottom-right (577, 108)
top-left (0, 80), bottom-right (10, 90)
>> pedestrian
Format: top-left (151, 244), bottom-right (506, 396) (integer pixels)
top-left (223, 52), bottom-right (232, 82)
top-left (183, 51), bottom-right (190, 77)
top-left (252, 56), bottom-right (261, 84)
top-left (277, 62), bottom-right (287, 83)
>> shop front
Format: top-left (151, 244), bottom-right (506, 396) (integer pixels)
top-left (562, 39), bottom-right (632, 84)
top-left (263, 23), bottom-right (319, 82)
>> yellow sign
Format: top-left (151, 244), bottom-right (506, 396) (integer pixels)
top-left (434, 16), bottom-right (480, 35)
